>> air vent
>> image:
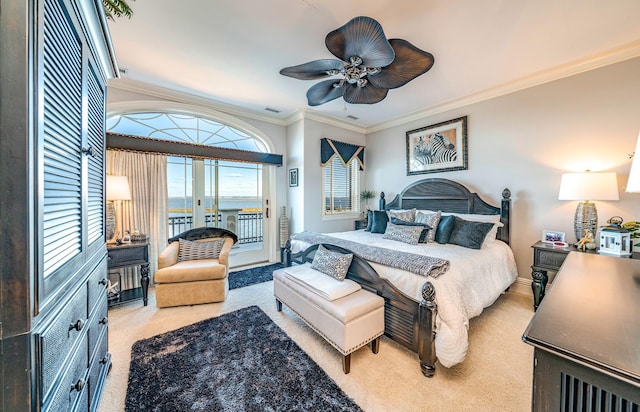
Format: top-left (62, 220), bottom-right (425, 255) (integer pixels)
top-left (264, 107), bottom-right (280, 113)
top-left (346, 115), bottom-right (359, 120)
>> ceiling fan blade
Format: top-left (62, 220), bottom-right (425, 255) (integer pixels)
top-left (368, 39), bottom-right (435, 89)
top-left (325, 16), bottom-right (394, 68)
top-left (343, 84), bottom-right (388, 104)
top-left (280, 59), bottom-right (345, 80)
top-left (306, 79), bottom-right (346, 106)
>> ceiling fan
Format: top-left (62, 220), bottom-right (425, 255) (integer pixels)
top-left (280, 16), bottom-right (435, 106)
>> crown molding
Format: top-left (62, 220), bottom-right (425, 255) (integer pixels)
top-left (366, 40), bottom-right (640, 133)
top-left (284, 109), bottom-right (368, 134)
top-left (108, 77), bottom-right (290, 126)
top-left (108, 41), bottom-right (640, 136)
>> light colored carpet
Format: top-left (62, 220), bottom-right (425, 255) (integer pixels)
top-left (99, 280), bottom-right (534, 412)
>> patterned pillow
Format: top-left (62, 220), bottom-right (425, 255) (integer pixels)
top-left (311, 245), bottom-right (353, 280)
top-left (415, 211), bottom-right (442, 242)
top-left (448, 217), bottom-right (494, 249)
top-left (388, 208), bottom-right (416, 222)
top-left (390, 217), bottom-right (430, 243)
top-left (383, 222), bottom-right (424, 245)
top-left (177, 238), bottom-right (225, 262)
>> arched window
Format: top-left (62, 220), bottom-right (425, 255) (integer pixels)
top-left (106, 106), bottom-right (275, 265)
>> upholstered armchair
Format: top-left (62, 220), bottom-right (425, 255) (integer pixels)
top-left (154, 227), bottom-right (237, 308)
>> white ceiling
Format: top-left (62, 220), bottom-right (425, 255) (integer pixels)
top-left (106, 0), bottom-right (640, 130)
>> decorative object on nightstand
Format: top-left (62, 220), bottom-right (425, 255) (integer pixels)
top-left (106, 174), bottom-right (132, 244)
top-left (558, 171), bottom-right (619, 242)
top-left (360, 189), bottom-right (375, 212)
top-left (598, 216), bottom-right (632, 257)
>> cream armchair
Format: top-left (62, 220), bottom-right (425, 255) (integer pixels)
top-left (154, 227), bottom-right (237, 308)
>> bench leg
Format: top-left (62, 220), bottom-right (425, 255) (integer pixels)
top-left (276, 299), bottom-right (282, 312)
top-left (342, 353), bottom-right (351, 374)
top-left (371, 337), bottom-right (380, 354)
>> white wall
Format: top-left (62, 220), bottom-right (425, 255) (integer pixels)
top-left (366, 56), bottom-right (640, 282)
top-left (296, 118), bottom-right (367, 234)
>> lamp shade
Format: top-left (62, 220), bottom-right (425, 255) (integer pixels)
top-left (106, 175), bottom-right (132, 201)
top-left (625, 131), bottom-right (640, 193)
top-left (558, 172), bottom-right (619, 201)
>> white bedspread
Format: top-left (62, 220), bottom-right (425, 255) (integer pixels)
top-left (291, 230), bottom-right (518, 368)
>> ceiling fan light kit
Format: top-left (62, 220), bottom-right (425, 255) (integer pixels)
top-left (280, 16), bottom-right (435, 106)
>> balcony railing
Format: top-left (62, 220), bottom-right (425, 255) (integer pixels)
top-left (168, 212), bottom-right (263, 245)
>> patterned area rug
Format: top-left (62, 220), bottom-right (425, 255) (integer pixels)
top-left (125, 306), bottom-right (362, 411)
top-left (228, 262), bottom-right (285, 290)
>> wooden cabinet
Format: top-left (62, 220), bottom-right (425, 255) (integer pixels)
top-left (523, 253), bottom-right (640, 411)
top-left (0, 0), bottom-right (118, 410)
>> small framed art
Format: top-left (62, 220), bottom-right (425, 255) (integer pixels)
top-left (542, 230), bottom-right (565, 244)
top-left (289, 168), bottom-right (298, 187)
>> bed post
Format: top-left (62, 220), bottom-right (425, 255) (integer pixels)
top-left (418, 281), bottom-right (437, 377)
top-left (500, 188), bottom-right (511, 244)
top-left (283, 239), bottom-right (292, 267)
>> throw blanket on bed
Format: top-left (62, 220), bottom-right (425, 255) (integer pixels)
top-left (291, 231), bottom-right (450, 278)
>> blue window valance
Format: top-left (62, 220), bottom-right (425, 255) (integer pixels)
top-left (320, 138), bottom-right (365, 171)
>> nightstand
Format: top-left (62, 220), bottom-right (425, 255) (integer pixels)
top-left (355, 219), bottom-right (367, 230)
top-left (530, 241), bottom-right (598, 310)
top-left (107, 240), bottom-right (150, 307)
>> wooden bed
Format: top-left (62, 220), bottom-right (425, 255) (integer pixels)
top-left (284, 178), bottom-right (511, 377)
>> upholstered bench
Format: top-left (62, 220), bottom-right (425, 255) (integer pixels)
top-left (273, 265), bottom-right (384, 374)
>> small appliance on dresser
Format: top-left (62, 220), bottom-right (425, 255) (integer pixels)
top-left (0, 0), bottom-right (118, 410)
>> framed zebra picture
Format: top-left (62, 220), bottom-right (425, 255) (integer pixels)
top-left (406, 116), bottom-right (468, 175)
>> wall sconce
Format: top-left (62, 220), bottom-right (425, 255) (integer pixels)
top-left (558, 171), bottom-right (619, 242)
top-left (106, 175), bottom-right (131, 244)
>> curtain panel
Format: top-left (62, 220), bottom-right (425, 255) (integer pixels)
top-left (320, 138), bottom-right (365, 171)
top-left (107, 150), bottom-right (168, 284)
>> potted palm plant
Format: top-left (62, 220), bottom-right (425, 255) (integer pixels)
top-left (360, 189), bottom-right (376, 218)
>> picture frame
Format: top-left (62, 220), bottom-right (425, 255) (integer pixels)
top-left (289, 168), bottom-right (298, 187)
top-left (542, 230), bottom-right (566, 244)
top-left (406, 116), bottom-right (468, 175)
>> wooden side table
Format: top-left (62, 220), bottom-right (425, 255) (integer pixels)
top-left (530, 241), bottom-right (598, 310)
top-left (107, 240), bottom-right (150, 307)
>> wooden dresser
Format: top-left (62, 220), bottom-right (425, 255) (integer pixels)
top-left (523, 252), bottom-right (640, 411)
top-left (0, 0), bottom-right (118, 410)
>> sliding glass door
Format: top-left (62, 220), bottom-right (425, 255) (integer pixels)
top-left (167, 157), bottom-right (268, 266)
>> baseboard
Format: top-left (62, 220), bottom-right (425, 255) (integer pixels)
top-left (510, 277), bottom-right (532, 297)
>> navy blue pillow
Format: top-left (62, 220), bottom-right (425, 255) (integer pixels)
top-left (447, 217), bottom-right (494, 249)
top-left (390, 217), bottom-right (431, 243)
top-left (370, 210), bottom-right (389, 234)
top-left (435, 215), bottom-right (456, 244)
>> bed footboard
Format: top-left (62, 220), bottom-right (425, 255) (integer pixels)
top-left (284, 241), bottom-right (438, 377)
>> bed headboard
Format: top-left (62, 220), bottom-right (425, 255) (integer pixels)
top-left (383, 178), bottom-right (511, 244)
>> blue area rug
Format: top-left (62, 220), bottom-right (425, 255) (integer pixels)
top-left (125, 306), bottom-right (362, 411)
top-left (228, 262), bottom-right (285, 290)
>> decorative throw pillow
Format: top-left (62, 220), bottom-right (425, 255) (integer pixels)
top-left (177, 238), bottom-right (225, 262)
top-left (415, 211), bottom-right (442, 242)
top-left (388, 208), bottom-right (416, 222)
top-left (366, 210), bottom-right (373, 231)
top-left (369, 210), bottom-right (389, 234)
top-left (435, 215), bottom-right (456, 244)
top-left (447, 217), bottom-right (494, 249)
top-left (311, 244), bottom-right (353, 280)
top-left (383, 222), bottom-right (424, 245)
top-left (390, 217), bottom-right (431, 243)
top-left (442, 212), bottom-right (503, 245)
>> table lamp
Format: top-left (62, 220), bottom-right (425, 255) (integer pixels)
top-left (558, 171), bottom-right (619, 243)
top-left (106, 175), bottom-right (131, 244)
top-left (625, 130), bottom-right (640, 193)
